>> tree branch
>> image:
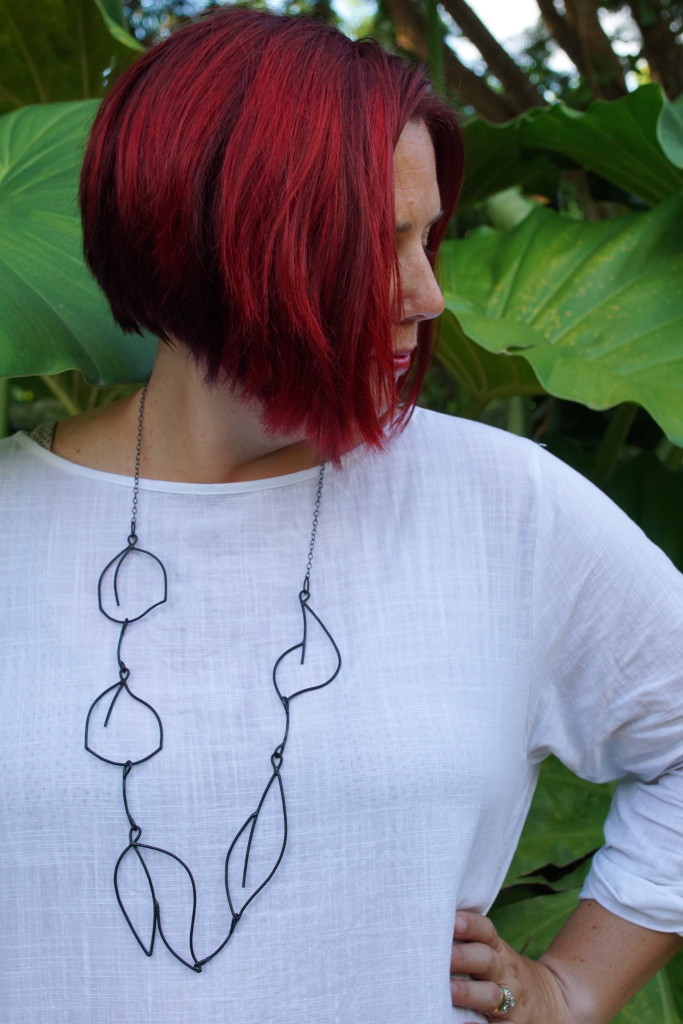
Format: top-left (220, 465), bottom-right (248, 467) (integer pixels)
top-left (382, 0), bottom-right (521, 121)
top-left (563, 0), bottom-right (628, 99)
top-left (627, 0), bottom-right (683, 98)
top-left (440, 0), bottom-right (545, 109)
top-left (535, 0), bottom-right (586, 72)
top-left (443, 48), bottom-right (523, 121)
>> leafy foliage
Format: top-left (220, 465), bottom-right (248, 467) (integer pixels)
top-left (659, 92), bottom-right (683, 167)
top-left (95, 0), bottom-right (146, 49)
top-left (0, 0), bottom-right (140, 114)
top-left (441, 195), bottom-right (683, 446)
top-left (503, 759), bottom-right (612, 883)
top-left (0, 100), bottom-right (155, 384)
top-left (460, 84), bottom-right (683, 209)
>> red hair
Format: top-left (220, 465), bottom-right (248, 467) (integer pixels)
top-left (80, 9), bottom-right (463, 460)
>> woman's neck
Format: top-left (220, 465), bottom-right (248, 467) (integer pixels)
top-left (52, 342), bottom-right (322, 483)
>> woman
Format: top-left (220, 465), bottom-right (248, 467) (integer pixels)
top-left (1, 9), bottom-right (682, 1023)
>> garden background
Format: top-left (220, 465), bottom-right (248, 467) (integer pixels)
top-left (1, 0), bottom-right (682, 1018)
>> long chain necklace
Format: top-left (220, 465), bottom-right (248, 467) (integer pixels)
top-left (85, 386), bottom-right (341, 972)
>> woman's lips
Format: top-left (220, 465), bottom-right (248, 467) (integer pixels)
top-left (393, 350), bottom-right (414, 374)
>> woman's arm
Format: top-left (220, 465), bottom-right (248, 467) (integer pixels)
top-left (450, 900), bottom-right (683, 1023)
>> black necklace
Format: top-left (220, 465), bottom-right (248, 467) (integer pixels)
top-left (85, 386), bottom-right (341, 971)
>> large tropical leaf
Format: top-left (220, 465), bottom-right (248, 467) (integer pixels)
top-left (491, 887), bottom-right (581, 960)
top-left (612, 969), bottom-right (682, 1024)
top-left (0, 0), bottom-right (141, 115)
top-left (460, 115), bottom-right (559, 209)
top-left (460, 85), bottom-right (683, 208)
top-left (440, 196), bottom-right (683, 446)
top-left (522, 84), bottom-right (683, 206)
top-left (656, 92), bottom-right (683, 170)
top-left (504, 758), bottom-right (612, 883)
top-left (0, 101), bottom-right (155, 383)
top-left (436, 311), bottom-right (543, 418)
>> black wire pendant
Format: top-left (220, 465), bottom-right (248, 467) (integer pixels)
top-left (85, 388), bottom-right (341, 971)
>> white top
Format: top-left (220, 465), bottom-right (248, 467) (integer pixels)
top-left (1, 408), bottom-right (682, 1024)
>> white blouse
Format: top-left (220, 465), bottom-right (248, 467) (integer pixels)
top-left (1, 407), bottom-right (682, 1024)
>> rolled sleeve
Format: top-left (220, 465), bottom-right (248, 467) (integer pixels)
top-left (526, 444), bottom-right (683, 933)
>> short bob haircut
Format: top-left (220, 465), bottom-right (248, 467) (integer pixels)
top-left (80, 8), bottom-right (464, 461)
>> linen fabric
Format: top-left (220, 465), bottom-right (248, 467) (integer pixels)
top-left (1, 407), bottom-right (682, 1024)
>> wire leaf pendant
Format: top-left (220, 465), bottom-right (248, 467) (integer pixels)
top-left (85, 423), bottom-right (340, 971)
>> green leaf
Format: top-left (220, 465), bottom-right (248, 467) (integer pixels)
top-left (460, 85), bottom-right (683, 208)
top-left (484, 187), bottom-right (538, 231)
top-left (522, 84), bottom-right (683, 206)
top-left (612, 969), bottom-right (682, 1024)
top-left (0, 0), bottom-right (139, 114)
top-left (438, 309), bottom-right (543, 418)
top-left (491, 887), bottom-right (580, 959)
top-left (504, 758), bottom-right (612, 883)
top-left (0, 101), bottom-right (156, 383)
top-left (93, 0), bottom-right (144, 52)
top-left (512, 857), bottom-right (593, 895)
top-left (657, 92), bottom-right (683, 170)
top-left (460, 116), bottom-right (559, 209)
top-left (667, 951), bottom-right (683, 1019)
top-left (441, 197), bottom-right (683, 446)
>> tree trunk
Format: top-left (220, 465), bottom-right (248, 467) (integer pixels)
top-left (563, 0), bottom-right (629, 99)
top-left (535, 0), bottom-right (586, 72)
top-left (440, 0), bottom-right (545, 109)
top-left (443, 49), bottom-right (526, 121)
top-left (382, 0), bottom-right (523, 121)
top-left (627, 0), bottom-right (683, 98)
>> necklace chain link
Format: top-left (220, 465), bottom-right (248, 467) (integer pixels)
top-left (129, 383), bottom-right (146, 543)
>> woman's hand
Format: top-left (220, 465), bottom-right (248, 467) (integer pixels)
top-left (451, 901), bottom-right (683, 1024)
top-left (450, 910), bottom-right (571, 1023)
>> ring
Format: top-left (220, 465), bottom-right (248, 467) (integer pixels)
top-left (492, 984), bottom-right (516, 1015)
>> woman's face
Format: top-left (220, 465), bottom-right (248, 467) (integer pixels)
top-left (392, 119), bottom-right (445, 373)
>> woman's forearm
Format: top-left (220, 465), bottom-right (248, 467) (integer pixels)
top-left (539, 899), bottom-right (682, 1024)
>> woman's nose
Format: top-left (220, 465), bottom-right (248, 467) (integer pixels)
top-left (402, 253), bottom-right (445, 322)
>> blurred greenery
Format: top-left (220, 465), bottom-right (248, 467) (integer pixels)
top-left (0, 100), bottom-right (156, 385)
top-left (0, 0), bottom-right (140, 114)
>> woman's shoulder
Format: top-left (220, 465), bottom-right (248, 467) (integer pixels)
top-left (0, 428), bottom-right (65, 495)
top-left (0, 420), bottom-right (129, 500)
top-left (0, 429), bottom-right (45, 472)
top-left (396, 406), bottom-right (546, 484)
top-left (390, 407), bottom-right (624, 528)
